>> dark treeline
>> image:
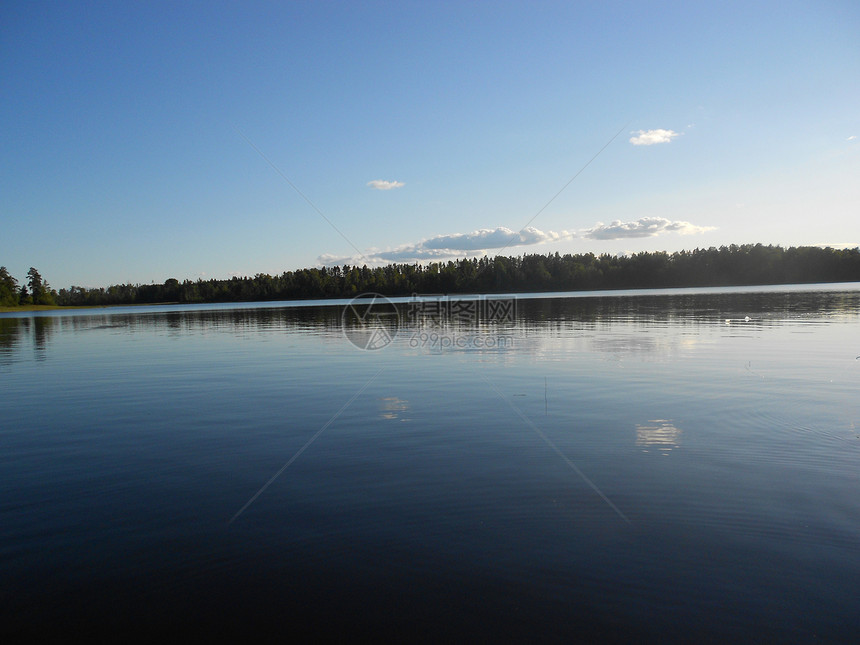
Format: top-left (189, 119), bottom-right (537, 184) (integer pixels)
top-left (29, 244), bottom-right (858, 307)
top-left (0, 266), bottom-right (57, 306)
top-left (3, 245), bottom-right (859, 309)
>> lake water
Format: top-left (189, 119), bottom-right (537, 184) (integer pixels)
top-left (2, 284), bottom-right (859, 641)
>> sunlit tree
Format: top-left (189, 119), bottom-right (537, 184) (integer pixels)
top-left (26, 267), bottom-right (56, 305)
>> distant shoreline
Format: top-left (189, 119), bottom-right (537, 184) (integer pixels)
top-left (5, 245), bottom-right (859, 311)
top-left (3, 279), bottom-right (860, 315)
top-left (0, 302), bottom-right (180, 313)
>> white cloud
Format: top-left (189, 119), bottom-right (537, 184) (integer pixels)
top-left (629, 129), bottom-right (681, 146)
top-left (367, 179), bottom-right (404, 190)
top-left (319, 217), bottom-right (715, 266)
top-left (319, 226), bottom-right (574, 265)
top-left (848, 135), bottom-right (857, 141)
top-left (583, 217), bottom-right (716, 240)
top-left (418, 226), bottom-right (572, 251)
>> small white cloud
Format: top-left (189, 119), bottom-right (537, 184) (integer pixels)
top-left (629, 129), bottom-right (681, 146)
top-left (848, 135), bottom-right (857, 141)
top-left (583, 217), bottom-right (715, 240)
top-left (367, 179), bottom-right (405, 190)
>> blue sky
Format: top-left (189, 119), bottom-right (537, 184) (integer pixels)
top-left (2, 0), bottom-right (858, 289)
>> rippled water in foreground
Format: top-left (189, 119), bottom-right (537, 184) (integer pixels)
top-left (2, 284), bottom-right (859, 641)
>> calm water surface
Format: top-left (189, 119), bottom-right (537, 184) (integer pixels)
top-left (2, 285), bottom-right (859, 641)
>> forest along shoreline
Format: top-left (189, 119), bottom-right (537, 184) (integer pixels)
top-left (2, 244), bottom-right (859, 310)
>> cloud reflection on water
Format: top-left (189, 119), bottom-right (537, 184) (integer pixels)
top-left (636, 419), bottom-right (682, 454)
